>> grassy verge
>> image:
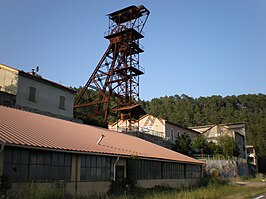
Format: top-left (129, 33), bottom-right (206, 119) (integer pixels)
top-left (104, 176), bottom-right (266, 199)
top-left (1, 177), bottom-right (266, 199)
top-left (147, 184), bottom-right (266, 199)
top-left (103, 185), bottom-right (266, 199)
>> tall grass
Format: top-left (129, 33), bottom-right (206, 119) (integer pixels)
top-left (1, 176), bottom-right (266, 199)
top-left (147, 184), bottom-right (266, 199)
top-left (104, 175), bottom-right (266, 199)
top-left (18, 183), bottom-right (68, 199)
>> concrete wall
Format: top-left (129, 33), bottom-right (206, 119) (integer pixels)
top-left (16, 75), bottom-right (74, 118)
top-left (76, 181), bottom-right (110, 196)
top-left (205, 160), bottom-right (249, 178)
top-left (137, 179), bottom-right (200, 189)
top-left (8, 178), bottom-right (199, 197)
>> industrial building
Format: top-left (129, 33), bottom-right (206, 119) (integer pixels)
top-left (0, 105), bottom-right (203, 196)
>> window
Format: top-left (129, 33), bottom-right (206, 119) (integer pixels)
top-left (80, 155), bottom-right (111, 181)
top-left (136, 160), bottom-right (186, 180)
top-left (170, 129), bottom-right (174, 142)
top-left (29, 151), bottom-right (71, 181)
top-left (3, 147), bottom-right (71, 182)
top-left (49, 152), bottom-right (71, 181)
top-left (162, 162), bottom-right (184, 179)
top-left (136, 160), bottom-right (161, 180)
top-left (3, 147), bottom-right (29, 181)
top-left (28, 87), bottom-right (36, 102)
top-left (59, 96), bottom-right (65, 109)
top-left (185, 164), bottom-right (202, 179)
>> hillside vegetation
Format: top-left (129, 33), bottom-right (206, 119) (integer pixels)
top-left (74, 89), bottom-right (266, 172)
top-left (140, 94), bottom-right (266, 172)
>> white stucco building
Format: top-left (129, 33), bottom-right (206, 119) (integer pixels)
top-left (109, 114), bottom-right (200, 143)
top-left (190, 123), bottom-right (247, 159)
top-left (0, 63), bottom-right (76, 118)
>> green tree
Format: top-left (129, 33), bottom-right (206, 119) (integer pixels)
top-left (191, 136), bottom-right (209, 154)
top-left (191, 137), bottom-right (222, 155)
top-left (207, 141), bottom-right (222, 155)
top-left (174, 134), bottom-right (192, 155)
top-left (218, 135), bottom-right (239, 157)
top-left (74, 89), bottom-right (266, 172)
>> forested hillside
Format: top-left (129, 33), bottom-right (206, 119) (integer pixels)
top-left (140, 94), bottom-right (266, 171)
top-left (74, 89), bottom-right (266, 172)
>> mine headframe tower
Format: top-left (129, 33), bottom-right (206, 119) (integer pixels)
top-left (74, 5), bottom-right (149, 130)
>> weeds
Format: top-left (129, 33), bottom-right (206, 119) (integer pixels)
top-left (18, 183), bottom-right (69, 199)
top-left (1, 176), bottom-right (265, 199)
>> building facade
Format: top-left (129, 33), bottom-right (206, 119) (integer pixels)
top-left (109, 114), bottom-right (200, 143)
top-left (0, 105), bottom-right (204, 196)
top-left (0, 63), bottom-right (76, 118)
top-left (190, 123), bottom-right (247, 159)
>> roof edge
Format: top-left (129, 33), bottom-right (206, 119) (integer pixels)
top-left (19, 70), bottom-right (76, 94)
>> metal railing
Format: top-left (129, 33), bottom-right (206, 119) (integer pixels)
top-left (104, 27), bottom-right (145, 38)
top-left (193, 154), bottom-right (247, 163)
top-left (117, 127), bottom-right (164, 138)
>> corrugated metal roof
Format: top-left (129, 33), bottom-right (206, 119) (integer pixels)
top-left (0, 105), bottom-right (203, 165)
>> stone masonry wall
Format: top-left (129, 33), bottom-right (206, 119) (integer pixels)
top-left (204, 160), bottom-right (249, 177)
top-left (0, 91), bottom-right (16, 107)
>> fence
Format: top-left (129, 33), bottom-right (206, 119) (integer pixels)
top-left (193, 154), bottom-right (247, 163)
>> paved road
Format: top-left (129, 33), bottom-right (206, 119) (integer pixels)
top-left (232, 181), bottom-right (266, 199)
top-left (252, 192), bottom-right (266, 199)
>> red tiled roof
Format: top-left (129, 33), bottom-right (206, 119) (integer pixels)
top-left (0, 106), bottom-right (203, 165)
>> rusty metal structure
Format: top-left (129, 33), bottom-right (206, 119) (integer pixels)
top-left (74, 5), bottom-right (150, 130)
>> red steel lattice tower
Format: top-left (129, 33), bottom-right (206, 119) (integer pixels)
top-left (74, 5), bottom-right (150, 129)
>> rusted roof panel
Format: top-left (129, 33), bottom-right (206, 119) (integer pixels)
top-left (0, 106), bottom-right (203, 165)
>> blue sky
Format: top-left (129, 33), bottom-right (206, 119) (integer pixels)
top-left (1, 0), bottom-right (265, 100)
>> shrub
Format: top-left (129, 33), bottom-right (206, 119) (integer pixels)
top-left (199, 171), bottom-right (229, 188)
top-left (240, 175), bottom-right (254, 181)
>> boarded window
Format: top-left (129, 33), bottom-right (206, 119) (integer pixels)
top-left (28, 87), bottom-right (36, 102)
top-left (59, 96), bottom-right (65, 109)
